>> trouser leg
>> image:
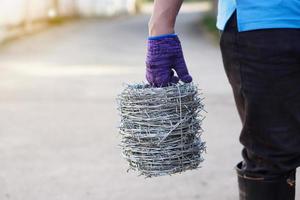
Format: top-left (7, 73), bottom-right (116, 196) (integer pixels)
top-left (220, 11), bottom-right (300, 200)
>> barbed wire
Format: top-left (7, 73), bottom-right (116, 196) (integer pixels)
top-left (117, 83), bottom-right (206, 177)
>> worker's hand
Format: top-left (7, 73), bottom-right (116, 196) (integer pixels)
top-left (146, 34), bottom-right (192, 87)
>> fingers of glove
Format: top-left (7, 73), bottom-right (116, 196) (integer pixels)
top-left (173, 55), bottom-right (193, 83)
top-left (170, 70), bottom-right (179, 84)
top-left (146, 67), bottom-right (172, 87)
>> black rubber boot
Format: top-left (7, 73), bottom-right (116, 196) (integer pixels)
top-left (236, 162), bottom-right (296, 200)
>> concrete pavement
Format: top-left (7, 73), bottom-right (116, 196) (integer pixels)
top-left (0, 10), bottom-right (297, 200)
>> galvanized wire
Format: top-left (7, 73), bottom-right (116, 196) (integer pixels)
top-left (117, 83), bottom-right (206, 177)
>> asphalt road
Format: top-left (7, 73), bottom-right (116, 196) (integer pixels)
top-left (0, 10), bottom-right (297, 200)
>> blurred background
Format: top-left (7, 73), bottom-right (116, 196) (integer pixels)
top-left (0, 0), bottom-right (291, 200)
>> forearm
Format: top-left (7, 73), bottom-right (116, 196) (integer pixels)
top-left (148, 0), bottom-right (183, 36)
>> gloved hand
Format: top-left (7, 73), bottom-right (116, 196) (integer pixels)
top-left (146, 34), bottom-right (192, 87)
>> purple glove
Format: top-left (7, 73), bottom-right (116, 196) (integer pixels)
top-left (146, 34), bottom-right (192, 87)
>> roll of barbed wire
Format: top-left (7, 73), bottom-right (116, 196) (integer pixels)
top-left (117, 83), bottom-right (206, 177)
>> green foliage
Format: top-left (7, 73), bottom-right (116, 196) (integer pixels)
top-left (201, 14), bottom-right (219, 40)
top-left (48, 17), bottom-right (64, 25)
top-left (202, 14), bottom-right (217, 33)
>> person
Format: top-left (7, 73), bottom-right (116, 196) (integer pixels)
top-left (145, 0), bottom-right (300, 199)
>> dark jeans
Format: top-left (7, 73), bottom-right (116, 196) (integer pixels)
top-left (220, 12), bottom-right (300, 177)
